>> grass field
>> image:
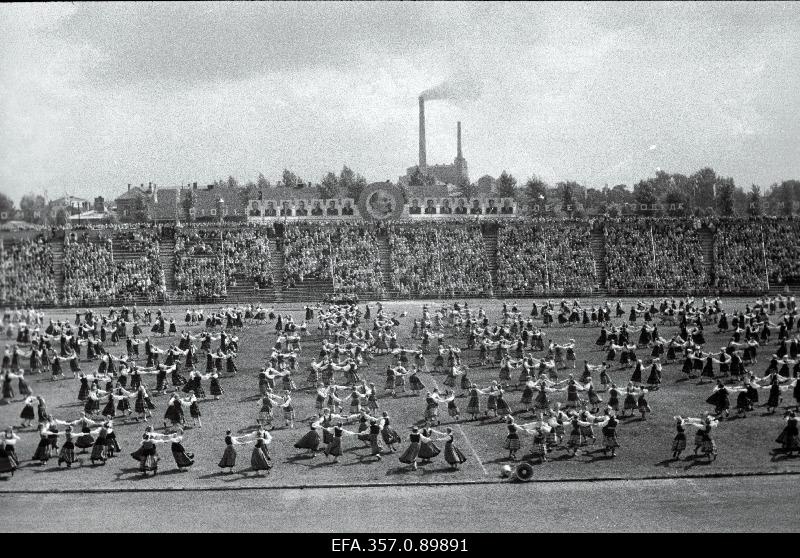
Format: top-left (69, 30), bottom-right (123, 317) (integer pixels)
top-left (1, 297), bottom-right (798, 491)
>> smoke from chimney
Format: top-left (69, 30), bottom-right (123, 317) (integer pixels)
top-left (418, 96), bottom-right (426, 172)
top-left (419, 77), bottom-right (481, 103)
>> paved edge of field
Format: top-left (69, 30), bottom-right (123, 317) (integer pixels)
top-left (1, 468), bottom-right (798, 494)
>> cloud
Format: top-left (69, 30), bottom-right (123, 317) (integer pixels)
top-left (47, 2), bottom-right (467, 86)
top-left (2, 2), bottom-right (800, 204)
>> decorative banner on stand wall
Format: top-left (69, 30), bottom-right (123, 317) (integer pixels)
top-left (247, 199), bottom-right (360, 221)
top-left (245, 188), bottom-right (519, 222)
top-left (403, 197), bottom-right (517, 218)
top-left (358, 183), bottom-right (405, 221)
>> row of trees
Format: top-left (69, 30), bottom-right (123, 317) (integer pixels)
top-left (211, 166), bottom-right (369, 201)
top-left (3, 166), bottom-right (798, 225)
top-left (0, 192), bottom-right (76, 226)
top-left (447, 168), bottom-right (799, 217)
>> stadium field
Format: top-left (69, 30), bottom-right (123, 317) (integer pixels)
top-left (1, 296), bottom-right (798, 492)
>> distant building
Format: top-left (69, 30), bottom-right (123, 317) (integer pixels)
top-left (115, 184), bottom-right (152, 222)
top-left (178, 184), bottom-right (246, 222)
top-left (50, 195), bottom-right (91, 215)
top-left (400, 115), bottom-right (469, 190)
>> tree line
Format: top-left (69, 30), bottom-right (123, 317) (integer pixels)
top-left (2, 166), bottom-right (798, 225)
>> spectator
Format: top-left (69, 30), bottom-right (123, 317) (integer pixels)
top-left (0, 236), bottom-right (59, 305)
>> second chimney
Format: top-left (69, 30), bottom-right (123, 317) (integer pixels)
top-left (418, 96), bottom-right (426, 173)
top-left (457, 121), bottom-right (462, 159)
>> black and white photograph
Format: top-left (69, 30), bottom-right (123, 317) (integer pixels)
top-left (0, 1), bottom-right (799, 538)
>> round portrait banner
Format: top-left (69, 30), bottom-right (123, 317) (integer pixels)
top-left (357, 183), bottom-right (405, 221)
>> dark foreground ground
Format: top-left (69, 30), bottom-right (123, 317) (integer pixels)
top-left (2, 475), bottom-right (798, 532)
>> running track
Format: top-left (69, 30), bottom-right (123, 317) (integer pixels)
top-left (2, 476), bottom-right (798, 532)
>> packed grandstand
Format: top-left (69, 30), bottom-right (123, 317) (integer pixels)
top-left (1, 216), bottom-right (798, 307)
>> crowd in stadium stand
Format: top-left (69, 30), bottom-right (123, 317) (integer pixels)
top-left (331, 226), bottom-right (384, 296)
top-left (222, 228), bottom-right (274, 289)
top-left (113, 229), bottom-right (166, 302)
top-left (387, 224), bottom-right (490, 296)
top-left (62, 231), bottom-right (166, 304)
top-left (0, 236), bottom-right (59, 305)
top-left (605, 218), bottom-right (709, 293)
top-left (2, 216), bottom-right (799, 306)
top-left (62, 233), bottom-right (116, 304)
top-left (604, 220), bottom-right (653, 292)
top-left (496, 224), bottom-right (548, 295)
top-left (650, 219), bottom-right (709, 291)
top-left (282, 226), bottom-right (332, 288)
top-left (282, 225), bottom-right (385, 295)
top-left (113, 228), bottom-right (161, 252)
top-left (712, 220), bottom-right (768, 293)
top-left (174, 229), bottom-right (226, 300)
top-left (496, 221), bottom-right (598, 295)
top-left (762, 218), bottom-right (800, 286)
top-left (114, 243), bottom-right (165, 302)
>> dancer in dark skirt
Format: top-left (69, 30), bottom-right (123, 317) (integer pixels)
top-left (646, 359), bottom-right (662, 387)
top-left (418, 427), bottom-right (442, 463)
top-left (104, 420), bottom-right (121, 456)
top-left (188, 394), bottom-right (203, 428)
top-left (398, 426), bottom-right (430, 470)
top-left (294, 421), bottom-right (322, 456)
top-left (735, 379), bottom-right (757, 417)
top-left (77, 374), bottom-right (90, 402)
top-left (218, 430), bottom-right (241, 472)
top-left (57, 426), bottom-right (77, 467)
top-left (764, 376), bottom-right (786, 414)
top-left (83, 386), bottom-right (105, 417)
top-left (74, 413), bottom-right (99, 453)
top-left (408, 368), bottom-right (425, 394)
top-left (438, 427), bottom-right (467, 469)
top-left (250, 430), bottom-right (272, 475)
top-left (321, 422), bottom-right (357, 464)
top-left (793, 376), bottom-right (800, 411)
top-left (0, 443), bottom-right (17, 478)
top-left (163, 393), bottom-right (185, 430)
top-left (622, 384), bottom-right (639, 417)
top-left (14, 370), bottom-right (31, 398)
top-left (598, 410), bottom-right (620, 457)
top-left (523, 415), bottom-right (551, 463)
top-left (19, 396), bottom-right (36, 428)
top-left (135, 433), bottom-right (160, 476)
top-left (0, 371), bottom-right (13, 402)
top-left (775, 411), bottom-right (800, 456)
top-left (566, 414), bottom-right (591, 457)
top-left (170, 428), bottom-right (194, 470)
top-left (134, 385), bottom-right (156, 422)
top-left (504, 417), bottom-right (522, 460)
top-left (380, 412), bottom-right (402, 452)
top-left (1, 428), bottom-right (20, 474)
top-left (671, 416), bottom-right (687, 458)
top-left (89, 424), bottom-right (110, 465)
top-left (31, 423), bottom-right (52, 464)
top-left (688, 415), bottom-right (718, 460)
top-left (208, 372), bottom-right (224, 400)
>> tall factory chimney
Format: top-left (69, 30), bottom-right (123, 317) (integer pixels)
top-left (418, 96), bottom-right (427, 173)
top-left (457, 121), bottom-right (462, 159)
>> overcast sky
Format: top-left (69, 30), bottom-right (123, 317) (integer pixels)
top-left (1, 1), bottom-right (799, 203)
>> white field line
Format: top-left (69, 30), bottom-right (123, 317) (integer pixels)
top-left (427, 358), bottom-right (487, 476)
top-left (457, 422), bottom-right (488, 476)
